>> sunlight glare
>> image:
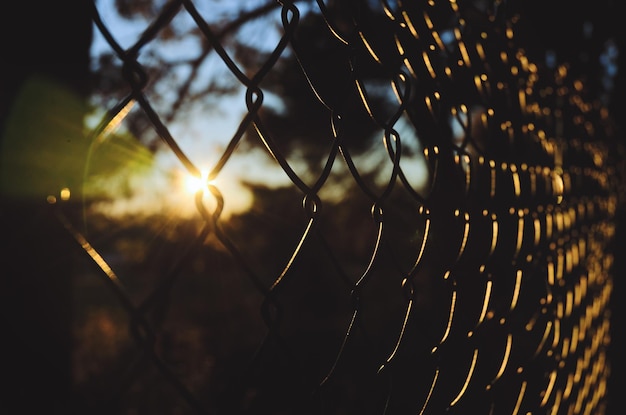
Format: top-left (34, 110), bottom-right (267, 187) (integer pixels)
top-left (183, 169), bottom-right (211, 195)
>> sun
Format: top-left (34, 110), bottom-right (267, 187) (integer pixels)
top-left (183, 169), bottom-right (211, 195)
top-left (169, 166), bottom-right (254, 220)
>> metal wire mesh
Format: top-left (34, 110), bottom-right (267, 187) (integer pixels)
top-left (48, 0), bottom-right (625, 414)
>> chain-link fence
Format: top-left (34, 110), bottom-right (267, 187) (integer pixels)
top-left (2, 0), bottom-right (625, 414)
